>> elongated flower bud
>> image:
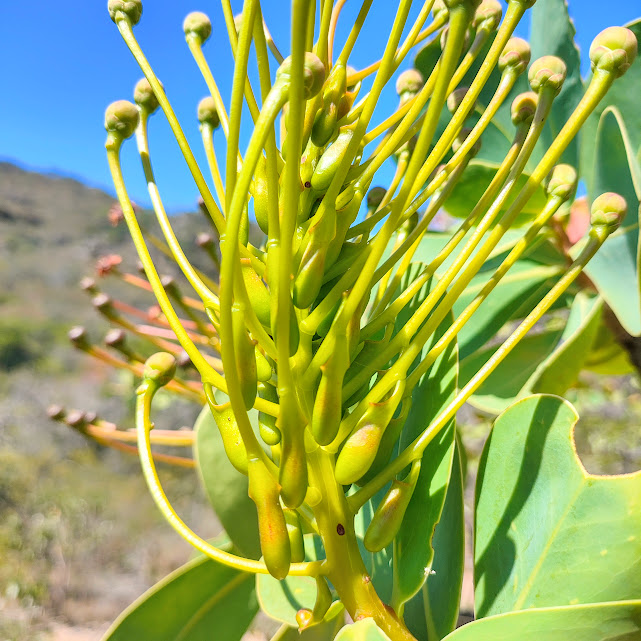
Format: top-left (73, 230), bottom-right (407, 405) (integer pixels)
top-left (248, 458), bottom-right (291, 580)
top-left (183, 11), bottom-right (212, 43)
top-left (364, 462), bottom-right (421, 552)
top-left (546, 164), bottom-right (578, 202)
top-left (590, 192), bottom-right (627, 235)
top-left (528, 56), bottom-right (567, 95)
top-left (134, 78), bottom-right (159, 114)
top-left (105, 100), bottom-right (140, 140)
top-left (232, 304), bottom-right (258, 410)
top-left (108, 0), bottom-right (142, 25)
top-left (197, 96), bottom-right (221, 130)
top-left (335, 380), bottom-right (406, 485)
top-left (590, 27), bottom-right (638, 78)
top-left (240, 259), bottom-right (271, 328)
top-left (258, 382), bottom-right (281, 446)
top-left (311, 127), bottom-right (355, 192)
top-left (311, 334), bottom-right (350, 445)
top-left (499, 37), bottom-right (531, 76)
top-left (284, 509), bottom-right (305, 563)
top-left (511, 91), bottom-right (538, 125)
top-left (143, 352), bottom-right (176, 387)
top-left (204, 386), bottom-right (249, 474)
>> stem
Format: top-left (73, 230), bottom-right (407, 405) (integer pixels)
top-left (308, 449), bottom-right (416, 640)
top-left (136, 381), bottom-right (321, 577)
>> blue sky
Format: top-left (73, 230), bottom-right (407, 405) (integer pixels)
top-left (0, 1), bottom-right (639, 213)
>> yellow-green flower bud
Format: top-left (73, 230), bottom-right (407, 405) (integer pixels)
top-left (473, 0), bottom-right (502, 31)
top-left (363, 462), bottom-right (421, 552)
top-left (311, 127), bottom-right (355, 192)
top-left (335, 380), bottom-right (406, 485)
top-left (396, 69), bottom-right (424, 101)
top-left (367, 187), bottom-right (387, 210)
top-left (108, 0), bottom-right (142, 25)
top-left (134, 78), bottom-right (159, 114)
top-left (511, 91), bottom-right (538, 126)
top-left (258, 382), bottom-right (281, 446)
top-left (183, 11), bottom-right (212, 43)
top-left (452, 127), bottom-right (481, 157)
top-left (284, 509), bottom-right (305, 563)
top-left (432, 0), bottom-right (449, 21)
top-left (197, 96), bottom-right (221, 130)
top-left (143, 352), bottom-right (177, 387)
top-left (447, 87), bottom-right (471, 114)
top-left (277, 53), bottom-right (326, 98)
top-left (528, 56), bottom-right (567, 95)
top-left (590, 192), bottom-right (627, 235)
top-left (248, 458), bottom-right (291, 580)
top-left (499, 37), bottom-right (531, 76)
top-left (546, 164), bottom-right (578, 202)
top-left (204, 385), bottom-right (249, 474)
top-left (590, 27), bottom-right (638, 78)
top-left (105, 100), bottom-right (140, 139)
top-left (444, 0), bottom-right (481, 9)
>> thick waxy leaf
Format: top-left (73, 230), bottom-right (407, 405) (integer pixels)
top-left (527, 292), bottom-right (603, 394)
top-left (443, 601), bottom-right (641, 641)
top-left (193, 403), bottom-right (261, 559)
top-left (334, 619), bottom-right (391, 641)
top-left (442, 161), bottom-right (548, 221)
top-left (475, 395), bottom-right (641, 618)
top-left (454, 259), bottom-right (564, 361)
top-left (102, 555), bottom-right (257, 641)
top-left (584, 107), bottom-right (641, 336)
top-left (257, 536), bottom-right (325, 625)
top-left (581, 20), bottom-right (641, 193)
top-left (529, 0), bottom-right (583, 169)
top-left (459, 328), bottom-right (563, 415)
top-left (403, 441), bottom-right (465, 641)
top-left (270, 603), bottom-right (345, 641)
top-left (584, 321), bottom-right (635, 376)
top-left (392, 266), bottom-right (459, 608)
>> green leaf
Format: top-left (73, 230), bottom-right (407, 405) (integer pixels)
top-left (442, 161), bottom-right (548, 222)
top-left (403, 440), bottom-right (465, 641)
top-left (442, 601), bottom-right (641, 641)
top-left (193, 403), bottom-right (261, 559)
top-left (474, 395), bottom-right (641, 618)
top-left (459, 328), bottom-right (563, 415)
top-left (270, 602), bottom-right (345, 641)
top-left (584, 321), bottom-right (635, 376)
top-left (334, 619), bottom-right (392, 641)
top-left (584, 107), bottom-right (641, 336)
top-left (526, 292), bottom-right (603, 395)
top-left (529, 0), bottom-right (584, 169)
top-left (454, 260), bottom-right (564, 361)
top-left (102, 555), bottom-right (258, 641)
top-left (393, 268), bottom-right (459, 607)
top-left (581, 19), bottom-right (641, 193)
top-left (256, 536), bottom-right (326, 626)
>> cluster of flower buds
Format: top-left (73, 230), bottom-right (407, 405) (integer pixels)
top-left (60, 0), bottom-right (637, 636)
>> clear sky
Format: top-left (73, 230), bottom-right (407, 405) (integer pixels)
top-left (0, 1), bottom-right (639, 213)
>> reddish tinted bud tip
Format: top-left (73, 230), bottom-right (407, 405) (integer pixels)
top-left (528, 56), bottom-right (567, 95)
top-left (590, 192), bottom-right (627, 235)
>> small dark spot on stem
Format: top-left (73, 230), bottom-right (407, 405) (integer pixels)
top-left (304, 181), bottom-right (312, 189)
top-left (336, 523), bottom-right (345, 536)
top-left (363, 575), bottom-right (371, 584)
